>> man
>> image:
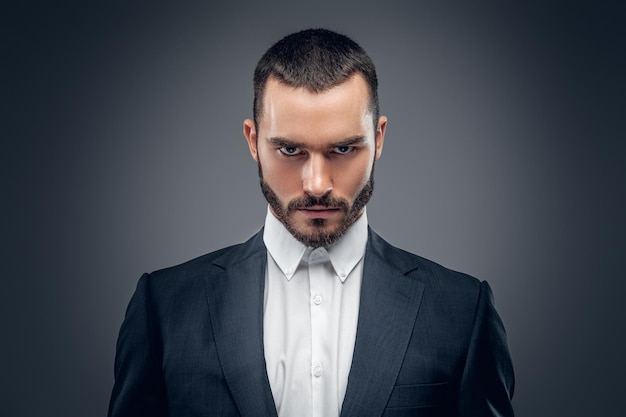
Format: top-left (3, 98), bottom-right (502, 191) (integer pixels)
top-left (109, 29), bottom-right (515, 417)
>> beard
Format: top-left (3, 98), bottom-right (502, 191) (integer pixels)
top-left (258, 163), bottom-right (375, 248)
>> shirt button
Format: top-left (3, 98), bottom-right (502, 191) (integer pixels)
top-left (312, 365), bottom-right (323, 377)
top-left (338, 268), bottom-right (346, 278)
top-left (309, 248), bottom-right (328, 263)
top-left (312, 294), bottom-right (322, 305)
top-left (285, 267), bottom-right (293, 276)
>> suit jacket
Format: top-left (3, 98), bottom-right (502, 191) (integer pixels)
top-left (109, 228), bottom-right (514, 417)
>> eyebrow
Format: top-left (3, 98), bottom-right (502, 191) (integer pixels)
top-left (267, 137), bottom-right (304, 148)
top-left (266, 135), bottom-right (367, 148)
top-left (334, 136), bottom-right (367, 147)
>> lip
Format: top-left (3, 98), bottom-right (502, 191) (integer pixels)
top-left (298, 206), bottom-right (340, 219)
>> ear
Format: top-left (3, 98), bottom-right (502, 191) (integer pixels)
top-left (374, 116), bottom-right (387, 160)
top-left (243, 119), bottom-right (258, 162)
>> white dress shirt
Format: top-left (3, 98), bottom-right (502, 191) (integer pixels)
top-left (263, 207), bottom-right (368, 417)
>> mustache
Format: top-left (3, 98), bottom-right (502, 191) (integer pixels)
top-left (287, 195), bottom-right (349, 211)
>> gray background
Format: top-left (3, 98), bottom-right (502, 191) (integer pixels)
top-left (3, 1), bottom-right (625, 416)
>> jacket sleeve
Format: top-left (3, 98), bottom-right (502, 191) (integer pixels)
top-left (108, 273), bottom-right (169, 417)
top-left (458, 280), bottom-right (515, 416)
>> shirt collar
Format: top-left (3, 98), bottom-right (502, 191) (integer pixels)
top-left (263, 206), bottom-right (368, 282)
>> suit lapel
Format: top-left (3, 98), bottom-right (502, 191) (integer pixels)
top-left (340, 230), bottom-right (425, 417)
top-left (203, 229), bottom-right (423, 417)
top-left (203, 231), bottom-right (278, 417)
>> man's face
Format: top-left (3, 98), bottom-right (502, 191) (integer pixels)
top-left (244, 74), bottom-right (386, 248)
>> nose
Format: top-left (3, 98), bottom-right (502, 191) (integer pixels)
top-left (302, 154), bottom-right (333, 197)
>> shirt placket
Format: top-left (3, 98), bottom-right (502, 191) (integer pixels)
top-left (308, 248), bottom-right (335, 417)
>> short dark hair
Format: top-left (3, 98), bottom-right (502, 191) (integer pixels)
top-left (253, 28), bottom-right (379, 129)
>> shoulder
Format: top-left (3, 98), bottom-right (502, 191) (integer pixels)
top-left (368, 228), bottom-right (482, 296)
top-left (139, 230), bottom-right (265, 293)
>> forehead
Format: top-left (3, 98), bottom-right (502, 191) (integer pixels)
top-left (259, 75), bottom-right (374, 140)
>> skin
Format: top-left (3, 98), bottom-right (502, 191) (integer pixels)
top-left (243, 74), bottom-right (387, 247)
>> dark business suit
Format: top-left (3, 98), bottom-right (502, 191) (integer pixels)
top-left (109, 228), bottom-right (514, 417)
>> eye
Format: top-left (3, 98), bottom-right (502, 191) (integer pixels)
top-left (279, 146), bottom-right (302, 156)
top-left (333, 146), bottom-right (354, 155)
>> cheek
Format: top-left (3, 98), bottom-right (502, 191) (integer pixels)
top-left (259, 153), bottom-right (302, 195)
top-left (338, 156), bottom-right (374, 195)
